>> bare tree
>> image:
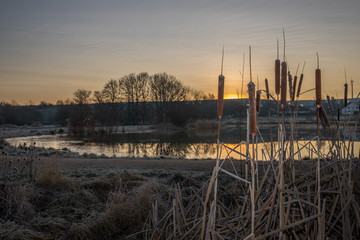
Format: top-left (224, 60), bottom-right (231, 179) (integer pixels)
top-left (191, 89), bottom-right (210, 100)
top-left (192, 89), bottom-right (203, 101)
top-left (135, 72), bottom-right (150, 124)
top-left (135, 72), bottom-right (150, 103)
top-left (149, 73), bottom-right (190, 102)
top-left (102, 79), bottom-right (120, 103)
top-left (70, 89), bottom-right (93, 136)
top-left (73, 89), bottom-right (92, 105)
top-left (119, 73), bottom-right (136, 103)
top-left (149, 73), bottom-right (190, 123)
top-left (93, 91), bottom-right (105, 104)
top-left (207, 93), bottom-right (215, 100)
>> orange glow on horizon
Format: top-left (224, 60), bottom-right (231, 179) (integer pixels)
top-left (224, 94), bottom-right (246, 99)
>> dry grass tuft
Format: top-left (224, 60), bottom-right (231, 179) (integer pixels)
top-left (34, 217), bottom-right (70, 236)
top-left (68, 179), bottom-right (162, 239)
top-left (0, 181), bottom-right (36, 220)
top-left (36, 158), bottom-right (64, 187)
top-left (1, 221), bottom-right (49, 240)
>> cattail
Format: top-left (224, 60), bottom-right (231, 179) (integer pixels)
top-left (296, 73), bottom-right (304, 98)
top-left (344, 83), bottom-right (348, 107)
top-left (292, 75), bottom-right (297, 101)
top-left (319, 106), bottom-right (330, 129)
top-left (318, 108), bottom-right (326, 129)
top-left (315, 68), bottom-right (321, 108)
top-left (275, 59), bottom-right (280, 95)
top-left (288, 71), bottom-right (293, 101)
top-left (248, 82), bottom-right (256, 137)
top-left (337, 108), bottom-right (340, 122)
top-left (316, 53), bottom-right (322, 108)
top-left (256, 90), bottom-right (261, 114)
top-left (265, 78), bottom-right (269, 100)
top-left (217, 75), bottom-right (225, 118)
top-left (281, 61), bottom-right (287, 109)
top-left (326, 95), bottom-right (333, 114)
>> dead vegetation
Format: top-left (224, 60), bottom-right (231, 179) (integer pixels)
top-left (0, 154), bottom-right (211, 240)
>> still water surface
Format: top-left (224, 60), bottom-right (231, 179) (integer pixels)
top-left (5, 132), bottom-right (360, 160)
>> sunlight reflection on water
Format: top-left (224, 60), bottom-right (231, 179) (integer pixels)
top-left (5, 134), bottom-right (360, 160)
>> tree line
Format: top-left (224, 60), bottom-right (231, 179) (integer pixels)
top-left (56, 72), bottom-right (216, 136)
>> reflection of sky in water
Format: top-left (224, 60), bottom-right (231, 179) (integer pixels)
top-left (5, 135), bottom-right (360, 160)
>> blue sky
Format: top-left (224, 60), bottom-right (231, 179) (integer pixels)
top-left (1, 0), bottom-right (360, 104)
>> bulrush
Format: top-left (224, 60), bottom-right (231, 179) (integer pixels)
top-left (281, 61), bottom-right (287, 109)
top-left (265, 78), bottom-right (269, 100)
top-left (288, 71), bottom-right (293, 101)
top-left (344, 83), bottom-right (348, 107)
top-left (248, 82), bottom-right (256, 137)
top-left (217, 75), bottom-right (225, 119)
top-left (327, 95), bottom-right (333, 115)
top-left (315, 68), bottom-right (322, 108)
top-left (275, 39), bottom-right (280, 96)
top-left (292, 75), bottom-right (297, 101)
top-left (296, 73), bottom-right (303, 99)
top-left (316, 53), bottom-right (322, 108)
top-left (319, 106), bottom-right (330, 129)
top-left (275, 60), bottom-right (280, 96)
top-left (256, 90), bottom-right (261, 115)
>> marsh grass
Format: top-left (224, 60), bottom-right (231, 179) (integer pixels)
top-left (2, 156), bottom-right (204, 239)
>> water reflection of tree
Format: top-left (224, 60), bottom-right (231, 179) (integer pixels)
top-left (117, 142), bottom-right (218, 159)
top-left (154, 142), bottom-right (191, 158)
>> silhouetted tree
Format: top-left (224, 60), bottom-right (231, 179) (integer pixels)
top-left (119, 72), bottom-right (151, 125)
top-left (102, 79), bottom-right (120, 103)
top-left (93, 91), bottom-right (105, 104)
top-left (68, 89), bottom-right (94, 136)
top-left (148, 73), bottom-right (190, 123)
top-left (136, 72), bottom-right (150, 124)
top-left (72, 89), bottom-right (92, 105)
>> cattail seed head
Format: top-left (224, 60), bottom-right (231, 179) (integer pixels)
top-left (275, 59), bottom-right (281, 95)
top-left (319, 106), bottom-right (330, 129)
top-left (217, 75), bottom-right (225, 118)
top-left (248, 82), bottom-right (256, 137)
top-left (265, 78), bottom-right (269, 100)
top-left (315, 68), bottom-right (322, 108)
top-left (292, 75), bottom-right (297, 101)
top-left (256, 90), bottom-right (261, 114)
top-left (317, 106), bottom-right (330, 129)
top-left (281, 61), bottom-right (287, 109)
top-left (288, 71), bottom-right (293, 101)
top-left (296, 73), bottom-right (304, 98)
top-left (326, 95), bottom-right (333, 114)
top-left (344, 83), bottom-right (348, 107)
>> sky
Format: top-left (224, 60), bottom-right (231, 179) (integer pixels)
top-left (1, 0), bottom-right (360, 104)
